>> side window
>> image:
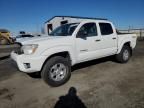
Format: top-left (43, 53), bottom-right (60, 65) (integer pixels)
top-left (77, 23), bottom-right (97, 37)
top-left (99, 23), bottom-right (113, 35)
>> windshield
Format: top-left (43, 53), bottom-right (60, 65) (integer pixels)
top-left (49, 23), bottom-right (79, 36)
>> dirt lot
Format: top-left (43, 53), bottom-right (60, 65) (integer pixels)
top-left (0, 41), bottom-right (144, 108)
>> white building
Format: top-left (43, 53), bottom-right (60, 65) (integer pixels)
top-left (44, 16), bottom-right (107, 34)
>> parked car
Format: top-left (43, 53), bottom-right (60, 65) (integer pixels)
top-left (11, 18), bottom-right (137, 87)
top-left (15, 34), bottom-right (34, 42)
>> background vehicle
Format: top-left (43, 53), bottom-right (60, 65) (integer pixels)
top-left (15, 34), bottom-right (43, 42)
top-left (0, 29), bottom-right (15, 45)
top-left (11, 17), bottom-right (137, 87)
top-left (16, 34), bottom-right (34, 41)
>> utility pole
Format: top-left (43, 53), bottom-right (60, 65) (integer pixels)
top-left (128, 26), bottom-right (131, 33)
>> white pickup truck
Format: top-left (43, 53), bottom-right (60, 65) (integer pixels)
top-left (11, 19), bottom-right (137, 87)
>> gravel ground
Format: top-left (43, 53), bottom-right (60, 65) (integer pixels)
top-left (0, 41), bottom-right (144, 108)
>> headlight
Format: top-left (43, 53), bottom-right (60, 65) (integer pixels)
top-left (21, 44), bottom-right (38, 55)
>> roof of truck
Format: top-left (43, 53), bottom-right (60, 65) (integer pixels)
top-left (45, 16), bottom-right (108, 23)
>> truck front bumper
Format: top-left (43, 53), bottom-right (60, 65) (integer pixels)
top-left (10, 51), bottom-right (47, 73)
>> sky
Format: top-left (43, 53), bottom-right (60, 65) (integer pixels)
top-left (0, 0), bottom-right (144, 33)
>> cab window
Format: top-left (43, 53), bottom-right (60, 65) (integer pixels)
top-left (99, 23), bottom-right (113, 35)
top-left (77, 23), bottom-right (97, 37)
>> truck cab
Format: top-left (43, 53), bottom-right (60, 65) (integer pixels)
top-left (74, 20), bottom-right (118, 63)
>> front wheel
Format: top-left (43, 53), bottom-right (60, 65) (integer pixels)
top-left (41, 56), bottom-right (71, 87)
top-left (116, 45), bottom-right (131, 63)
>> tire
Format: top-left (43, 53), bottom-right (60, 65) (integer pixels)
top-left (41, 56), bottom-right (71, 87)
top-left (116, 45), bottom-right (131, 63)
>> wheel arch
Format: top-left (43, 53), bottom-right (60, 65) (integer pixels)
top-left (40, 51), bottom-right (72, 72)
top-left (117, 41), bottom-right (132, 55)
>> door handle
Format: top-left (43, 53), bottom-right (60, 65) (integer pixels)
top-left (95, 39), bottom-right (101, 42)
top-left (80, 49), bottom-right (88, 52)
top-left (112, 37), bottom-right (116, 40)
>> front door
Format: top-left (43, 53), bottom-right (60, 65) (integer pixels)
top-left (76, 22), bottom-right (102, 62)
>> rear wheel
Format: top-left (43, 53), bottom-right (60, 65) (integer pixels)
top-left (41, 56), bottom-right (71, 87)
top-left (116, 45), bottom-right (131, 63)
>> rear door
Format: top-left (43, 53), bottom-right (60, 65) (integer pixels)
top-left (98, 22), bottom-right (117, 56)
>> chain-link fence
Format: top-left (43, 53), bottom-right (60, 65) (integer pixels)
top-left (119, 29), bottom-right (144, 41)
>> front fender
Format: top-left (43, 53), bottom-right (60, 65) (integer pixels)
top-left (40, 45), bottom-right (76, 65)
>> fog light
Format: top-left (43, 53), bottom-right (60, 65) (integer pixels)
top-left (23, 63), bottom-right (31, 69)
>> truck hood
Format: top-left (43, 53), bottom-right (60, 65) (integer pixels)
top-left (18, 36), bottom-right (69, 45)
